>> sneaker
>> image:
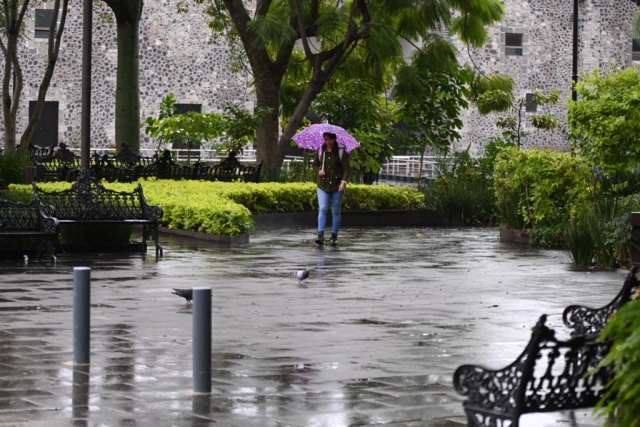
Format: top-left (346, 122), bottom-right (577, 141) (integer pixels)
top-left (315, 232), bottom-right (324, 245)
top-left (330, 233), bottom-right (338, 246)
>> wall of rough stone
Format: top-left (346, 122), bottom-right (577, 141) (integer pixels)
top-left (0, 0), bottom-right (252, 151)
top-left (1, 0), bottom-right (637, 155)
top-left (453, 0), bottom-right (638, 156)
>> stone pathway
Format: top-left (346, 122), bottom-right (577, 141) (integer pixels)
top-left (0, 228), bottom-right (621, 426)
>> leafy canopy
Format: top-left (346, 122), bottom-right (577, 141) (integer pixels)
top-left (569, 67), bottom-right (640, 173)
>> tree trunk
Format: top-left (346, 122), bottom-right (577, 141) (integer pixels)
top-left (21, 0), bottom-right (69, 148)
top-left (104, 0), bottom-right (143, 153)
top-left (2, 34), bottom-right (17, 154)
top-left (273, 78), bottom-right (326, 169)
top-left (254, 74), bottom-right (283, 175)
top-left (114, 18), bottom-right (140, 153)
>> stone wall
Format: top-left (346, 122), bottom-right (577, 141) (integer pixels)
top-left (453, 0), bottom-right (638, 156)
top-left (0, 0), bottom-right (252, 151)
top-left (0, 0), bottom-right (637, 155)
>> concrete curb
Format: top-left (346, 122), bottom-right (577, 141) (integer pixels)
top-left (159, 227), bottom-right (250, 244)
top-left (252, 210), bottom-right (443, 230)
top-left (499, 226), bottom-right (531, 244)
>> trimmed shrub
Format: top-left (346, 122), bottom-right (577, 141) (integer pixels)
top-left (494, 147), bottom-right (595, 246)
top-left (7, 180), bottom-right (425, 236)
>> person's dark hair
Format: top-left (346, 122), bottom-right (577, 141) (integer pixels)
top-left (323, 132), bottom-right (337, 141)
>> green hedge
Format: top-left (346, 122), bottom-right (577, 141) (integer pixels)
top-left (494, 147), bottom-right (595, 246)
top-left (8, 180), bottom-right (425, 236)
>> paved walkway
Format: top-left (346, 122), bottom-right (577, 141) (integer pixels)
top-left (0, 228), bottom-right (622, 426)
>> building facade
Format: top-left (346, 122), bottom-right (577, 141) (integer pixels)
top-left (0, 0), bottom-right (252, 152)
top-left (0, 0), bottom-right (638, 154)
top-left (455, 0), bottom-right (638, 155)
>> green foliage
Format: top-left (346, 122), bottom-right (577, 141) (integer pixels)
top-left (566, 197), bottom-right (632, 267)
top-left (218, 104), bottom-right (272, 155)
top-left (7, 180), bottom-right (425, 236)
top-left (477, 88), bottom-right (561, 148)
top-left (633, 10), bottom-right (640, 39)
top-left (0, 150), bottom-right (32, 185)
top-left (143, 94), bottom-right (269, 155)
top-left (395, 65), bottom-right (470, 157)
top-left (349, 128), bottom-right (396, 177)
top-left (311, 79), bottom-right (397, 176)
top-left (142, 94), bottom-right (226, 150)
top-left (596, 297), bottom-right (640, 426)
top-left (565, 218), bottom-right (595, 266)
top-left (569, 67), bottom-right (640, 173)
top-left (179, 0), bottom-right (504, 171)
top-left (494, 147), bottom-right (595, 247)
top-left (422, 148), bottom-right (497, 225)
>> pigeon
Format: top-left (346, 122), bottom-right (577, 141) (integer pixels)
top-left (295, 268), bottom-right (311, 284)
top-left (23, 255), bottom-right (28, 265)
top-left (172, 288), bottom-right (193, 305)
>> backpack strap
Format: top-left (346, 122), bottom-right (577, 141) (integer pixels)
top-left (317, 144), bottom-right (345, 166)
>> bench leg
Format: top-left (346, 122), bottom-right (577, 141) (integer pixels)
top-left (153, 224), bottom-right (163, 258)
top-left (47, 236), bottom-right (57, 263)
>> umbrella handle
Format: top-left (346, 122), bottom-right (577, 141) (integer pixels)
top-left (321, 150), bottom-right (325, 174)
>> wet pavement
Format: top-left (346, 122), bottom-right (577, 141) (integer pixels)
top-left (0, 227), bottom-right (622, 427)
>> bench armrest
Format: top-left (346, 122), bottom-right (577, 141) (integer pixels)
top-left (563, 267), bottom-right (640, 337)
top-left (453, 363), bottom-right (522, 414)
top-left (563, 304), bottom-right (614, 337)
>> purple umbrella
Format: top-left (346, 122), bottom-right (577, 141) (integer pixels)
top-left (291, 124), bottom-right (360, 153)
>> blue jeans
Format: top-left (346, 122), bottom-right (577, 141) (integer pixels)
top-left (317, 188), bottom-right (344, 235)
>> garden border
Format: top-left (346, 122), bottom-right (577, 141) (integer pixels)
top-left (252, 209), bottom-right (442, 230)
top-left (159, 227), bottom-right (250, 244)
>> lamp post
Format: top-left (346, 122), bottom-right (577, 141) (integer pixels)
top-left (571, 0), bottom-right (579, 102)
top-left (81, 0), bottom-right (92, 169)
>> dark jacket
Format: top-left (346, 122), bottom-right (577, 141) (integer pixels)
top-left (313, 144), bottom-right (351, 193)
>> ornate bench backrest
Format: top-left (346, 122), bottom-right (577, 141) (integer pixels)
top-left (34, 170), bottom-right (146, 220)
top-left (0, 199), bottom-right (57, 233)
top-left (0, 200), bottom-right (41, 231)
top-left (523, 329), bottom-right (612, 413)
top-left (563, 267), bottom-right (640, 337)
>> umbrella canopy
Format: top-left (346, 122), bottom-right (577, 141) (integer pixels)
top-left (292, 124), bottom-right (361, 153)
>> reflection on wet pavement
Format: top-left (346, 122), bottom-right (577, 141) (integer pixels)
top-left (0, 228), bottom-right (617, 426)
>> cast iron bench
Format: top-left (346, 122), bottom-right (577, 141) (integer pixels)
top-left (33, 169), bottom-right (164, 256)
top-left (0, 199), bottom-right (58, 260)
top-left (194, 152), bottom-right (263, 183)
top-left (32, 143), bottom-right (81, 182)
top-left (453, 268), bottom-right (639, 427)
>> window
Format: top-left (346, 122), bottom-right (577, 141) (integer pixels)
top-left (633, 39), bottom-right (640, 62)
top-left (29, 101), bottom-right (59, 147)
top-left (525, 93), bottom-right (537, 113)
top-left (505, 33), bottom-right (523, 56)
top-left (174, 104), bottom-right (202, 115)
top-left (34, 9), bottom-right (54, 39)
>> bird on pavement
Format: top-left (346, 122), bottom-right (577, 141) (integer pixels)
top-left (172, 288), bottom-right (193, 305)
top-left (295, 268), bottom-right (311, 284)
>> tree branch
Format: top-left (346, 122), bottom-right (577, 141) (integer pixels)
top-left (291, 0), bottom-right (314, 59)
top-left (255, 0), bottom-right (273, 17)
top-left (222, 0), bottom-right (274, 71)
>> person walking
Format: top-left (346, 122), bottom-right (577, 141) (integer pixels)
top-left (313, 132), bottom-right (350, 246)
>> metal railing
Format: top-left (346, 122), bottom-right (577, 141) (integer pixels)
top-left (81, 147), bottom-right (259, 163)
top-left (67, 147), bottom-right (445, 179)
